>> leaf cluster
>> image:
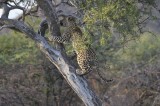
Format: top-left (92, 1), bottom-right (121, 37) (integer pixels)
top-left (0, 31), bottom-right (41, 64)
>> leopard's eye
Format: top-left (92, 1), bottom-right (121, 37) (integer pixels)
top-left (68, 17), bottom-right (72, 20)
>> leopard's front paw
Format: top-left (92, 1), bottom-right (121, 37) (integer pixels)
top-left (47, 36), bottom-right (53, 41)
top-left (76, 69), bottom-right (88, 76)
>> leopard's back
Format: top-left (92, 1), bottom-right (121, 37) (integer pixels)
top-left (76, 47), bottom-right (97, 75)
top-left (65, 17), bottom-right (97, 75)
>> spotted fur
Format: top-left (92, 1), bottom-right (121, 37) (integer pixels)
top-left (48, 17), bottom-right (97, 75)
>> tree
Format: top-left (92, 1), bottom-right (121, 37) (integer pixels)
top-left (0, 0), bottom-right (102, 105)
top-left (0, 0), bottom-right (159, 106)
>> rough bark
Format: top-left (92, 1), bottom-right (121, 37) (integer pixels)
top-left (0, 0), bottom-right (102, 105)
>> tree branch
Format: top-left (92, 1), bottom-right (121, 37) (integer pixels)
top-left (0, 17), bottom-right (102, 106)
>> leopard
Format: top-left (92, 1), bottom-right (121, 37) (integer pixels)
top-left (48, 17), bottom-right (97, 75)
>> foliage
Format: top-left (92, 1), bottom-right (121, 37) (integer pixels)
top-left (112, 33), bottom-right (160, 72)
top-left (0, 31), bottom-right (40, 64)
top-left (82, 0), bottom-right (131, 43)
top-left (84, 0), bottom-right (139, 36)
top-left (78, 0), bottom-right (158, 46)
top-left (0, 16), bottom-right (42, 65)
top-left (120, 34), bottom-right (160, 62)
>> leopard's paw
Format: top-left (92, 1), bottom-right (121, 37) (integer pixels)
top-left (76, 69), bottom-right (90, 76)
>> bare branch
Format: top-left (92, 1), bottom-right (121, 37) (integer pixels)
top-left (0, 24), bottom-right (14, 30)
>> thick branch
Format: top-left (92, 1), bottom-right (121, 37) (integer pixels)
top-left (36, 0), bottom-right (60, 37)
top-left (0, 18), bottom-right (102, 106)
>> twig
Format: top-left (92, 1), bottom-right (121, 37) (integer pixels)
top-left (0, 24), bottom-right (14, 30)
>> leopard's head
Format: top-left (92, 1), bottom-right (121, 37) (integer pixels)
top-left (67, 16), bottom-right (77, 26)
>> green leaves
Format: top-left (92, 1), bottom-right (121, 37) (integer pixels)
top-left (84, 0), bottom-right (140, 37)
top-left (0, 31), bottom-right (40, 64)
top-left (115, 33), bottom-right (160, 67)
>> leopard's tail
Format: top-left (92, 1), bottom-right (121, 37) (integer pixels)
top-left (96, 67), bottom-right (113, 83)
